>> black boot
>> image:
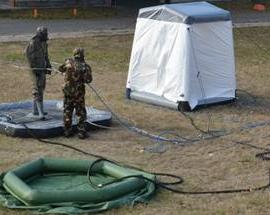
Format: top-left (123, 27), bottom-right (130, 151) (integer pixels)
top-left (78, 132), bottom-right (88, 139)
top-left (40, 101), bottom-right (48, 115)
top-left (33, 100), bottom-right (38, 115)
top-left (64, 129), bottom-right (73, 138)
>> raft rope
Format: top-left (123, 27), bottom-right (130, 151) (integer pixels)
top-left (87, 158), bottom-right (270, 195)
top-left (86, 158), bottom-right (184, 189)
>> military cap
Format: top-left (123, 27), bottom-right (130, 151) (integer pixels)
top-left (73, 48), bottom-right (84, 59)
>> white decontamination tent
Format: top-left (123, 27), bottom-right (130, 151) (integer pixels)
top-left (126, 2), bottom-right (236, 111)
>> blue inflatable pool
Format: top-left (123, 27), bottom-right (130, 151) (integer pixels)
top-left (0, 100), bottom-right (112, 138)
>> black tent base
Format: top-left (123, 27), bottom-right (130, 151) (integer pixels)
top-left (0, 100), bottom-right (112, 138)
top-left (178, 98), bottom-right (236, 112)
top-left (127, 89), bottom-right (236, 112)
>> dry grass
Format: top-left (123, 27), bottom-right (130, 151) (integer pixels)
top-left (0, 27), bottom-right (270, 215)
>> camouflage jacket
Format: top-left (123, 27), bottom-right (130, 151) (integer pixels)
top-left (58, 58), bottom-right (92, 97)
top-left (25, 35), bottom-right (51, 72)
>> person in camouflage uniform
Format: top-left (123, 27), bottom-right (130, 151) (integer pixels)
top-left (25, 26), bottom-right (51, 119)
top-left (58, 48), bottom-right (92, 139)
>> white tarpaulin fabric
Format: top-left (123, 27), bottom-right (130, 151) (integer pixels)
top-left (127, 2), bottom-right (236, 110)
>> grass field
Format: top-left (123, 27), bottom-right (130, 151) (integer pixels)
top-left (0, 27), bottom-right (270, 215)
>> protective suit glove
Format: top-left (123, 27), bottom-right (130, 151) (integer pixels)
top-left (46, 68), bottom-right (51, 75)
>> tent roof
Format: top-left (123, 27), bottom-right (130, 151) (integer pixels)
top-left (138, 1), bottom-right (231, 24)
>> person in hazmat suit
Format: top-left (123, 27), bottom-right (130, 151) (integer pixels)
top-left (58, 48), bottom-right (92, 139)
top-left (25, 26), bottom-right (51, 119)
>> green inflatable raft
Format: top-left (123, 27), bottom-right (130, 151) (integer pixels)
top-left (0, 158), bottom-right (156, 214)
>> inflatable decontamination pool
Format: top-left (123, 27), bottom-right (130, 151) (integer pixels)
top-left (0, 158), bottom-right (156, 214)
top-left (0, 100), bottom-right (112, 138)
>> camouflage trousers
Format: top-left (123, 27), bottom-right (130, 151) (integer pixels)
top-left (63, 94), bottom-right (87, 134)
top-left (30, 70), bottom-right (46, 102)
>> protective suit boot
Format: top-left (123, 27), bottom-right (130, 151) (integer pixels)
top-left (78, 131), bottom-right (88, 139)
top-left (64, 129), bottom-right (74, 138)
top-left (33, 101), bottom-right (38, 115)
top-left (36, 101), bottom-right (45, 120)
top-left (40, 101), bottom-right (48, 115)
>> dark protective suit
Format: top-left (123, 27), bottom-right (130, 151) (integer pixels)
top-left (26, 34), bottom-right (51, 114)
top-left (58, 58), bottom-right (92, 135)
